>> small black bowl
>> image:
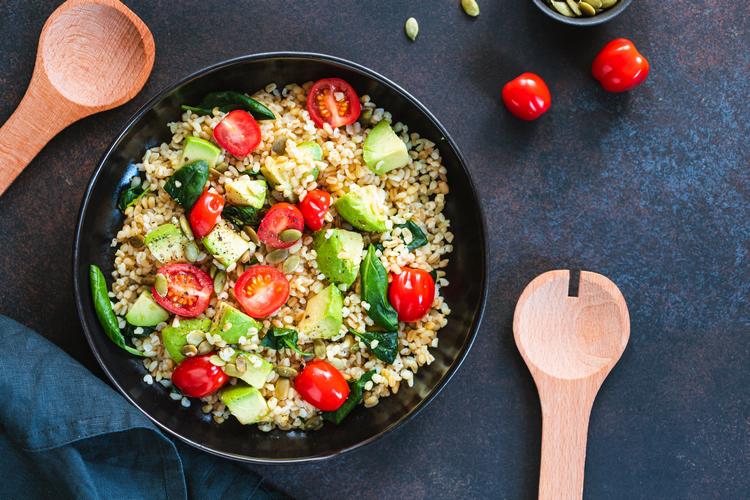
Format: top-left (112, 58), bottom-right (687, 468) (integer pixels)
top-left (73, 53), bottom-right (488, 463)
top-left (532, 0), bottom-right (633, 26)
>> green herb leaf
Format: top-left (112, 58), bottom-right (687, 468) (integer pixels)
top-left (323, 370), bottom-right (375, 424)
top-left (163, 160), bottom-right (209, 209)
top-left (181, 91), bottom-right (275, 121)
top-left (222, 205), bottom-right (264, 228)
top-left (180, 104), bottom-right (214, 116)
top-left (260, 327), bottom-right (312, 356)
top-left (89, 265), bottom-right (144, 357)
top-left (117, 181), bottom-right (147, 212)
top-left (360, 245), bottom-right (399, 331)
top-left (396, 220), bottom-right (428, 250)
top-left (123, 324), bottom-right (155, 338)
top-left (349, 329), bottom-right (398, 364)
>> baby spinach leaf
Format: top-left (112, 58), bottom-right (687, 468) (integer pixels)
top-left (117, 181), bottom-right (147, 212)
top-left (396, 220), bottom-right (428, 250)
top-left (260, 327), bottom-right (312, 356)
top-left (222, 205), bottom-right (264, 228)
top-left (323, 370), bottom-right (375, 424)
top-left (163, 160), bottom-right (209, 209)
top-left (360, 245), bottom-right (399, 331)
top-left (181, 91), bottom-right (275, 121)
top-left (349, 329), bottom-right (398, 364)
top-left (123, 324), bottom-right (155, 338)
top-left (180, 104), bottom-right (213, 116)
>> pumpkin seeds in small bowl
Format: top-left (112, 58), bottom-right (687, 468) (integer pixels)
top-left (534, 0), bottom-right (631, 25)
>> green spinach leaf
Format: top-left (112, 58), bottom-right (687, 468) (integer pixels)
top-left (222, 205), bottom-right (264, 228)
top-left (123, 324), bottom-right (155, 338)
top-left (349, 329), bottom-right (398, 364)
top-left (322, 370), bottom-right (375, 424)
top-left (260, 327), bottom-right (312, 356)
top-left (181, 91), bottom-right (275, 120)
top-left (360, 245), bottom-right (399, 331)
top-left (117, 181), bottom-right (147, 212)
top-left (163, 160), bottom-right (209, 209)
top-left (396, 220), bottom-right (428, 250)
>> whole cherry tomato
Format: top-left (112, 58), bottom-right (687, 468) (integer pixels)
top-left (592, 38), bottom-right (650, 93)
top-left (172, 354), bottom-right (229, 398)
top-left (189, 190), bottom-right (224, 239)
top-left (501, 73), bottom-right (551, 121)
top-left (388, 267), bottom-right (436, 322)
top-left (294, 360), bottom-right (350, 411)
top-left (298, 189), bottom-right (332, 231)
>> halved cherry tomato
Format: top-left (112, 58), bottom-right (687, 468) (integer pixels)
top-left (306, 78), bottom-right (361, 128)
top-left (501, 73), bottom-right (551, 121)
top-left (189, 190), bottom-right (224, 239)
top-left (172, 354), bottom-right (229, 398)
top-left (213, 110), bottom-right (261, 157)
top-left (298, 189), bottom-right (332, 231)
top-left (257, 203), bottom-right (304, 249)
top-left (294, 360), bottom-right (350, 411)
top-left (234, 265), bottom-right (290, 318)
top-left (388, 267), bottom-right (436, 322)
top-left (151, 263), bottom-right (213, 318)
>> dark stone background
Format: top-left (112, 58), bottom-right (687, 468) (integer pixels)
top-left (0, 1), bottom-right (747, 498)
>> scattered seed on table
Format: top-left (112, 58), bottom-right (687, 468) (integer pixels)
top-left (405, 17), bottom-right (419, 42)
top-left (461, 0), bottom-right (480, 17)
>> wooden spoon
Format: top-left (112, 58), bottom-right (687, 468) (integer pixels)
top-left (0, 0), bottom-right (154, 196)
top-left (513, 270), bottom-right (630, 500)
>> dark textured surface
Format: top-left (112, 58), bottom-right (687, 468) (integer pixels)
top-left (0, 1), bottom-right (747, 498)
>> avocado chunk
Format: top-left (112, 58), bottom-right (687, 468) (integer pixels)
top-left (125, 291), bottom-right (169, 327)
top-left (144, 223), bottom-right (187, 264)
top-left (210, 301), bottom-right (262, 344)
top-left (223, 353), bottom-right (273, 389)
top-left (298, 284), bottom-right (343, 339)
top-left (202, 220), bottom-right (249, 268)
top-left (220, 385), bottom-right (269, 425)
top-left (181, 136), bottom-right (221, 168)
top-left (261, 157), bottom-right (318, 192)
top-left (162, 318), bottom-right (211, 363)
top-left (297, 141), bottom-right (323, 161)
top-left (313, 229), bottom-right (364, 288)
top-left (363, 120), bottom-right (410, 175)
top-left (224, 176), bottom-right (267, 209)
top-left (334, 185), bottom-right (388, 232)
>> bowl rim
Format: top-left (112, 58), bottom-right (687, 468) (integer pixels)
top-left (72, 51), bottom-right (489, 464)
top-left (531, 0), bottom-right (633, 26)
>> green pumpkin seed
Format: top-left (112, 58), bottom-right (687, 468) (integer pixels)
top-left (578, 1), bottom-right (597, 15)
top-left (550, 0), bottom-right (574, 16)
top-left (586, 0), bottom-right (603, 8)
top-left (358, 108), bottom-right (373, 126)
top-left (208, 354), bottom-right (226, 367)
top-left (127, 235), bottom-right (145, 248)
top-left (566, 0), bottom-right (582, 15)
top-left (265, 248), bottom-right (289, 265)
top-left (461, 0), bottom-right (480, 17)
top-left (282, 255), bottom-right (301, 274)
top-left (185, 241), bottom-right (200, 262)
top-left (275, 378), bottom-right (290, 399)
top-left (313, 339), bottom-right (326, 359)
top-left (243, 226), bottom-right (261, 245)
top-left (222, 362), bottom-right (239, 377)
top-left (272, 137), bottom-right (287, 154)
top-left (154, 274), bottom-right (168, 297)
top-left (274, 365), bottom-right (298, 378)
top-left (213, 162), bottom-right (229, 173)
top-left (208, 167), bottom-right (223, 178)
top-left (186, 330), bottom-right (205, 346)
top-left (180, 344), bottom-right (198, 357)
top-left (405, 17), bottom-right (418, 42)
top-left (209, 266), bottom-right (217, 278)
top-left (179, 215), bottom-right (194, 240)
top-left (601, 0), bottom-right (618, 7)
top-left (214, 271), bottom-right (226, 294)
top-left (279, 228), bottom-right (302, 243)
top-left (235, 355), bottom-right (248, 374)
top-left (197, 340), bottom-right (212, 355)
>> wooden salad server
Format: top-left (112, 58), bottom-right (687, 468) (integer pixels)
top-left (514, 270), bottom-right (630, 500)
top-left (0, 0), bottom-right (154, 196)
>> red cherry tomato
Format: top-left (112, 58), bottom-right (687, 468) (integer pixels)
top-left (213, 110), bottom-right (261, 157)
top-left (298, 189), bottom-right (332, 231)
top-left (257, 203), bottom-right (304, 249)
top-left (501, 73), bottom-right (551, 121)
top-left (388, 267), bottom-right (436, 322)
top-left (234, 265), bottom-right (290, 318)
top-left (294, 360), bottom-right (350, 411)
top-left (171, 354), bottom-right (229, 398)
top-left (189, 190), bottom-right (224, 239)
top-left (151, 263), bottom-right (213, 317)
top-left (592, 38), bottom-right (650, 93)
top-left (306, 78), bottom-right (361, 128)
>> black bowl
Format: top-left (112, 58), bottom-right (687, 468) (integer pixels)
top-left (73, 52), bottom-right (487, 463)
top-left (532, 0), bottom-right (633, 26)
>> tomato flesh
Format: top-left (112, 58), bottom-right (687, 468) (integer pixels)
top-left (213, 109), bottom-right (261, 157)
top-left (388, 267), bottom-right (436, 322)
top-left (294, 360), bottom-right (350, 411)
top-left (189, 190), bottom-right (224, 239)
top-left (171, 354), bottom-right (229, 398)
top-left (298, 189), bottom-right (332, 231)
top-left (151, 263), bottom-right (213, 318)
top-left (306, 78), bottom-right (361, 128)
top-left (501, 73), bottom-right (551, 121)
top-left (234, 265), bottom-right (290, 318)
top-left (257, 203), bottom-right (304, 249)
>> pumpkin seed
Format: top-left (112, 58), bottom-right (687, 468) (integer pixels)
top-left (566, 0), bottom-right (582, 15)
top-left (313, 339), bottom-right (326, 359)
top-left (235, 355), bottom-right (248, 374)
top-left (240, 249), bottom-right (252, 263)
top-left (127, 235), bottom-right (145, 248)
top-left (550, 0), bottom-right (573, 16)
top-left (154, 274), bottom-right (168, 297)
top-left (180, 344), bottom-right (198, 357)
top-left (275, 378), bottom-right (290, 399)
top-left (586, 0), bottom-right (603, 8)
top-left (197, 340), bottom-right (212, 355)
top-left (214, 271), bottom-right (227, 294)
top-left (282, 255), bottom-right (301, 274)
top-left (358, 107), bottom-right (373, 126)
top-left (578, 1), bottom-right (597, 15)
top-left (209, 266), bottom-right (217, 278)
top-left (272, 137), bottom-right (287, 154)
top-left (243, 226), bottom-right (261, 245)
top-left (213, 162), bottom-right (229, 173)
top-left (461, 0), bottom-right (480, 17)
top-left (186, 330), bottom-right (205, 346)
top-left (140, 275), bottom-right (155, 286)
top-left (223, 362), bottom-right (239, 377)
top-left (179, 215), bottom-right (194, 240)
top-left (185, 241), bottom-right (200, 263)
top-left (404, 17), bottom-right (418, 42)
top-left (208, 354), bottom-right (226, 367)
top-left (265, 248), bottom-right (289, 265)
top-left (274, 365), bottom-right (298, 378)
top-left (209, 167), bottom-right (223, 178)
top-left (601, 0), bottom-right (618, 7)
top-left (279, 228), bottom-right (302, 243)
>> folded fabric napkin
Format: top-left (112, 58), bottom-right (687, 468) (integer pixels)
top-left (0, 315), bottom-right (286, 500)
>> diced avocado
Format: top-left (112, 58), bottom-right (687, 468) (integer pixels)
top-left (220, 385), bottom-right (269, 425)
top-left (202, 220), bottom-right (249, 268)
top-left (298, 284), bottom-right (343, 339)
top-left (210, 301), bottom-right (262, 344)
top-left (162, 318), bottom-right (211, 362)
top-left (297, 141), bottom-right (323, 161)
top-left (125, 291), bottom-right (169, 327)
top-left (181, 136), bottom-right (221, 168)
top-left (334, 185), bottom-right (388, 232)
top-left (225, 176), bottom-right (267, 209)
top-left (363, 120), bottom-right (410, 175)
top-left (261, 157), bottom-right (318, 191)
top-left (144, 223), bottom-right (187, 264)
top-left (223, 352), bottom-right (273, 389)
top-left (313, 229), bottom-right (364, 288)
